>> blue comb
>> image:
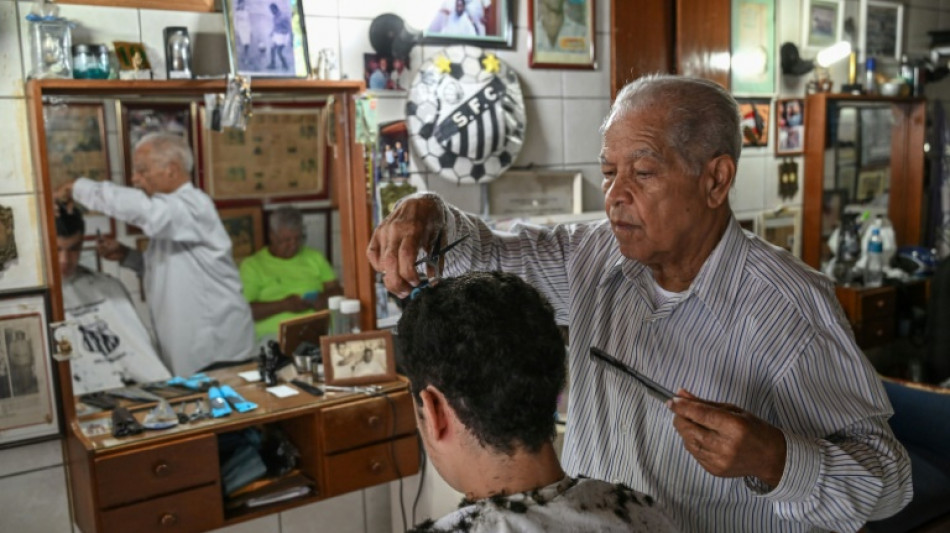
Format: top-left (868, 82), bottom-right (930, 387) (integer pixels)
top-left (207, 387), bottom-right (233, 418)
top-left (219, 385), bottom-right (257, 413)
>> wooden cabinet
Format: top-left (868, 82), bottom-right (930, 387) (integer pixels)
top-left (836, 285), bottom-right (897, 349)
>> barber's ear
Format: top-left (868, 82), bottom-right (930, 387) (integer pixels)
top-left (418, 386), bottom-right (451, 441)
top-left (702, 155), bottom-right (735, 208)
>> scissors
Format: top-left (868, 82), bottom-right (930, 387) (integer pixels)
top-left (403, 230), bottom-right (469, 302)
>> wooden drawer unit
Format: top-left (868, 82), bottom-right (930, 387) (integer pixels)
top-left (95, 433), bottom-right (219, 508)
top-left (99, 483), bottom-right (223, 533)
top-left (855, 318), bottom-right (895, 349)
top-left (321, 392), bottom-right (416, 453)
top-left (836, 285), bottom-right (896, 349)
top-left (323, 434), bottom-right (420, 496)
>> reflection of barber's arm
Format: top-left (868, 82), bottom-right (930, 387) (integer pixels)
top-left (73, 178), bottom-right (207, 243)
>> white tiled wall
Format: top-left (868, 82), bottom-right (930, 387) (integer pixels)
top-left (4, 0), bottom-right (950, 531)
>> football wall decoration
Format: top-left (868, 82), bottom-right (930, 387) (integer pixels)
top-left (406, 46), bottom-right (526, 184)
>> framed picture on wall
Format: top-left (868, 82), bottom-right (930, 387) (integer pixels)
top-left (730, 0), bottom-right (775, 94)
top-left (487, 170), bottom-right (583, 218)
top-left (736, 98), bottom-right (771, 148)
top-left (802, 0), bottom-right (843, 49)
top-left (223, 0), bottom-right (310, 78)
top-left (0, 291), bottom-right (60, 447)
top-left (43, 103), bottom-right (110, 190)
top-left (321, 330), bottom-right (396, 386)
top-left (217, 205), bottom-right (264, 263)
top-left (860, 0), bottom-right (904, 60)
top-left (775, 98), bottom-right (805, 156)
top-left (528, 0), bottom-right (595, 69)
top-left (423, 0), bottom-right (514, 49)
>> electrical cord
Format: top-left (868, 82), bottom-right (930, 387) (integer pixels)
top-left (371, 390), bottom-right (407, 533)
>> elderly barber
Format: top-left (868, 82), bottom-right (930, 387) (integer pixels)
top-left (367, 75), bottom-right (911, 532)
top-left (56, 133), bottom-right (254, 377)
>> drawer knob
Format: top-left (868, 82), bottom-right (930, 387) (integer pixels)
top-left (876, 328), bottom-right (884, 337)
top-left (159, 513), bottom-right (178, 526)
top-left (876, 300), bottom-right (885, 308)
top-left (370, 460), bottom-right (384, 474)
top-left (154, 462), bottom-right (170, 477)
top-left (367, 415), bottom-right (381, 428)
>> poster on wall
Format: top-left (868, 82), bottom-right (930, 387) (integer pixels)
top-left (731, 0), bottom-right (775, 95)
top-left (737, 98), bottom-right (771, 148)
top-left (528, 0), bottom-right (595, 69)
top-left (43, 103), bottom-right (110, 190)
top-left (0, 195), bottom-right (45, 291)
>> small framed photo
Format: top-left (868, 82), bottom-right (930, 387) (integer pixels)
top-left (217, 205), bottom-right (264, 263)
top-left (278, 310), bottom-right (330, 358)
top-left (736, 98), bottom-right (771, 148)
top-left (775, 98), bottom-right (805, 156)
top-left (113, 41), bottom-right (153, 80)
top-left (321, 330), bottom-right (396, 386)
top-left (802, 0), bottom-right (843, 49)
top-left (0, 291), bottom-right (60, 447)
top-left (365, 54), bottom-right (412, 92)
top-left (860, 0), bottom-right (904, 60)
top-left (423, 0), bottom-right (514, 49)
top-left (487, 170), bottom-right (583, 218)
top-left (224, 0), bottom-right (310, 78)
top-left (528, 0), bottom-right (596, 69)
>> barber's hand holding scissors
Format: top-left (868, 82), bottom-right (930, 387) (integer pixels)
top-left (367, 195), bottom-right (444, 298)
top-left (669, 389), bottom-right (787, 489)
top-left (97, 236), bottom-right (130, 263)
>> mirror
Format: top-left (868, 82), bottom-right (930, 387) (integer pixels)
top-left (46, 93), bottom-right (345, 403)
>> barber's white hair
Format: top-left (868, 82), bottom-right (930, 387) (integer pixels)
top-left (602, 74), bottom-right (742, 176)
top-left (135, 132), bottom-right (194, 175)
top-left (269, 206), bottom-right (304, 233)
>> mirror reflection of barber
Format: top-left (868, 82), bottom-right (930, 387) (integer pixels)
top-left (239, 206), bottom-right (342, 343)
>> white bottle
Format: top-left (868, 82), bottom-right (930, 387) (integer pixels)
top-left (865, 227), bottom-right (884, 288)
top-left (339, 299), bottom-right (362, 334)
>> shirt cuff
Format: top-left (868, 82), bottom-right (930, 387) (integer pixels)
top-left (72, 177), bottom-right (95, 204)
top-left (750, 431), bottom-right (821, 503)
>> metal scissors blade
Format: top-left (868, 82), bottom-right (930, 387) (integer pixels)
top-left (413, 230), bottom-right (469, 270)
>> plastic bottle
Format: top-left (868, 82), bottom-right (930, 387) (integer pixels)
top-left (900, 55), bottom-right (914, 90)
top-left (865, 57), bottom-right (878, 95)
top-left (328, 296), bottom-right (344, 335)
top-left (339, 299), bottom-right (362, 334)
top-left (865, 227), bottom-right (885, 287)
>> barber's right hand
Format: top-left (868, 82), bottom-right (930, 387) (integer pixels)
top-left (97, 237), bottom-right (129, 262)
top-left (367, 195), bottom-right (443, 298)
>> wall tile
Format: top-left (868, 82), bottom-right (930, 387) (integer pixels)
top-left (0, 97), bottom-right (34, 195)
top-left (732, 153), bottom-right (768, 213)
top-left (0, 439), bottom-right (62, 477)
top-left (337, 17), bottom-right (372, 82)
top-left (907, 0), bottom-right (944, 11)
top-left (0, 466), bottom-right (71, 533)
top-left (207, 515), bottom-right (278, 533)
top-left (906, 7), bottom-right (941, 56)
top-left (363, 484), bottom-right (392, 533)
top-left (595, 0), bottom-right (609, 35)
top-left (571, 162), bottom-right (606, 213)
top-left (305, 15), bottom-right (341, 71)
top-left (561, 34), bottom-right (610, 98)
top-left (425, 173), bottom-right (481, 214)
top-left (280, 490), bottom-right (365, 533)
top-left (491, 29), bottom-right (562, 98)
top-left (562, 97), bottom-right (609, 165)
top-left (302, 0), bottom-right (339, 18)
top-left (138, 9), bottom-right (226, 80)
top-left (516, 97), bottom-right (563, 167)
top-left (1, 1), bottom-right (23, 96)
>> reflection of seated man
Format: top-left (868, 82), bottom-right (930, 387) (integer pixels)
top-left (397, 272), bottom-right (676, 532)
top-left (336, 344), bottom-right (385, 377)
top-left (429, 0), bottom-right (479, 36)
top-left (8, 329), bottom-right (37, 396)
top-left (240, 206), bottom-right (342, 342)
top-left (56, 205), bottom-right (171, 394)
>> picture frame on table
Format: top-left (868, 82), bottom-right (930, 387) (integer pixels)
top-left (43, 103), bottom-right (110, 190)
top-left (528, 0), bottom-right (596, 69)
top-left (802, 0), bottom-right (843, 49)
top-left (860, 0), bottom-right (904, 61)
top-left (200, 105), bottom-right (328, 201)
top-left (321, 330), bottom-right (396, 386)
top-left (0, 291), bottom-right (60, 448)
top-left (223, 0), bottom-right (310, 78)
top-left (217, 205), bottom-right (264, 263)
top-left (423, 0), bottom-right (514, 49)
top-left (775, 98), bottom-right (805, 156)
top-left (736, 98), bottom-right (771, 148)
top-left (487, 170), bottom-right (583, 218)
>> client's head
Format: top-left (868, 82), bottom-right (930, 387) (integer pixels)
top-left (396, 271), bottom-right (566, 488)
top-left (56, 204), bottom-right (85, 279)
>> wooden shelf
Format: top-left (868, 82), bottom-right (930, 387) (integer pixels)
top-left (28, 78), bottom-right (366, 97)
top-left (54, 0), bottom-right (215, 12)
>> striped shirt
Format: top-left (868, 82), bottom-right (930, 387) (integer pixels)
top-left (439, 203), bottom-right (912, 533)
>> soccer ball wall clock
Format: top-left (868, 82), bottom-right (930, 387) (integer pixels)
top-left (406, 45), bottom-right (526, 184)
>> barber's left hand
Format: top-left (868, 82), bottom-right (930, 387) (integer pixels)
top-left (54, 180), bottom-right (75, 206)
top-left (669, 389), bottom-right (786, 488)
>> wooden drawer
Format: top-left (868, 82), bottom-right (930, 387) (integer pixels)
top-left (321, 392), bottom-right (416, 453)
top-left (859, 289), bottom-right (895, 321)
top-left (856, 318), bottom-right (894, 349)
top-left (323, 434), bottom-right (420, 497)
top-left (99, 483), bottom-right (223, 533)
top-left (96, 434), bottom-right (219, 508)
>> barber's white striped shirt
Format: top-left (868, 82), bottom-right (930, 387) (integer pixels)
top-left (441, 205), bottom-right (912, 533)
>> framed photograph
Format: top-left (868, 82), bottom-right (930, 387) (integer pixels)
top-left (802, 0), bottom-right (843, 49)
top-left (775, 98), bottom-right (805, 156)
top-left (0, 195), bottom-right (44, 291)
top-left (217, 205), bottom-right (264, 263)
top-left (821, 188), bottom-right (849, 237)
top-left (731, 0), bottom-right (775, 94)
top-left (528, 0), bottom-right (595, 69)
top-left (120, 102), bottom-right (194, 185)
top-left (0, 291), bottom-right (60, 447)
top-left (223, 0), bottom-right (310, 78)
top-left (487, 170), bottom-right (583, 218)
top-left (423, 0), bottom-right (514, 49)
top-left (365, 54), bottom-right (412, 92)
top-left (759, 207), bottom-right (802, 257)
top-left (860, 0), bottom-right (904, 61)
top-left (201, 105), bottom-right (328, 201)
top-left (113, 41), bottom-right (153, 79)
top-left (278, 310), bottom-right (330, 357)
top-left (321, 330), bottom-right (396, 386)
top-left (736, 98), bottom-right (771, 148)
top-left (43, 103), bottom-right (110, 190)
top-left (856, 168), bottom-right (888, 201)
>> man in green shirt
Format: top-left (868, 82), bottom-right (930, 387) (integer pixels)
top-left (240, 206), bottom-right (342, 340)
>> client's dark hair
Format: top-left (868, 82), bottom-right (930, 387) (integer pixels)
top-left (396, 271), bottom-right (566, 455)
top-left (55, 204), bottom-right (85, 238)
